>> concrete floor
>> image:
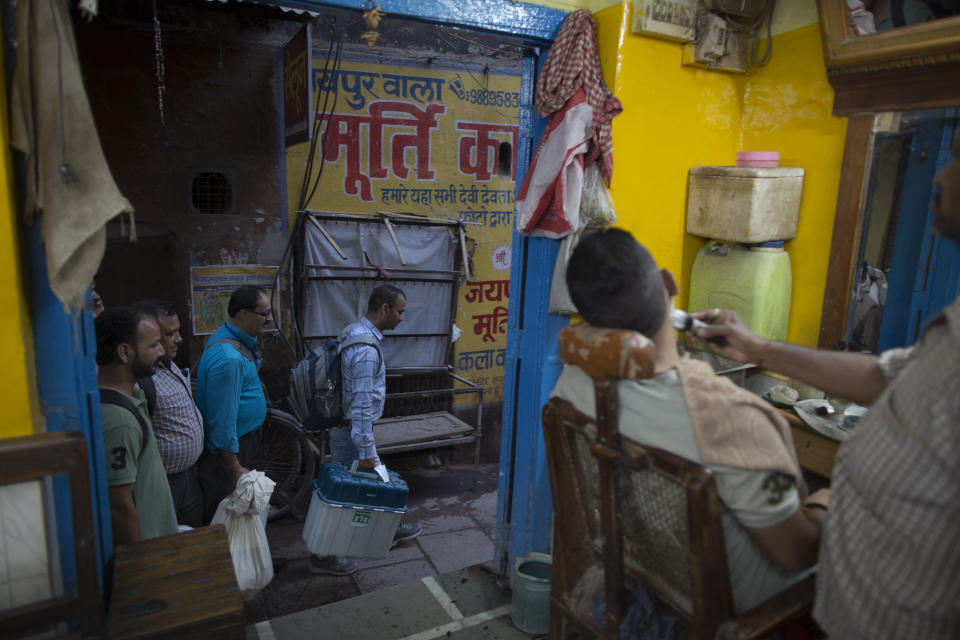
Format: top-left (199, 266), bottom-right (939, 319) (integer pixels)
top-left (243, 461), bottom-right (537, 638)
top-left (247, 565), bottom-right (534, 640)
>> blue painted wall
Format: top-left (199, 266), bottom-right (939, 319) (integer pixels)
top-left (269, 0), bottom-right (565, 42)
top-left (493, 49), bottom-right (569, 580)
top-left (25, 224), bottom-right (111, 605)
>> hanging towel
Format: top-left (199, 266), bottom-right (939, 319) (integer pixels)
top-left (11, 0), bottom-right (133, 309)
top-left (515, 88), bottom-right (592, 238)
top-left (536, 9), bottom-right (622, 182)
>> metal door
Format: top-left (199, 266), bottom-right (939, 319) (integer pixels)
top-left (879, 112), bottom-right (959, 350)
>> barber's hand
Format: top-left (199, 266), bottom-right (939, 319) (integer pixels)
top-left (358, 457), bottom-right (378, 470)
top-left (690, 308), bottom-right (766, 364)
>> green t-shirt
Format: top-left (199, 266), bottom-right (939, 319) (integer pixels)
top-left (101, 388), bottom-right (178, 540)
top-left (552, 364), bottom-right (809, 613)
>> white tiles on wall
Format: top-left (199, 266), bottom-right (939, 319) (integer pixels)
top-left (0, 481), bottom-right (52, 611)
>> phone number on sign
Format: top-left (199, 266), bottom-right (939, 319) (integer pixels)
top-left (462, 89), bottom-right (520, 108)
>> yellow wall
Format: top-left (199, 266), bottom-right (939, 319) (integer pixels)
top-left (594, 2), bottom-right (744, 304)
top-left (594, 3), bottom-right (846, 346)
top-left (526, 0), bottom-right (619, 13)
top-left (741, 24), bottom-right (847, 345)
top-left (0, 29), bottom-right (40, 437)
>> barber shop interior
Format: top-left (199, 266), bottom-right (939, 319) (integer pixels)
top-left (1, 0), bottom-right (958, 638)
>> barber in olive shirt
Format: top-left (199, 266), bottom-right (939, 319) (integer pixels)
top-left (196, 285), bottom-right (272, 523)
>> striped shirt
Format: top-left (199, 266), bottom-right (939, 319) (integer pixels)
top-left (340, 317), bottom-right (385, 461)
top-left (814, 299), bottom-right (960, 639)
top-left (149, 360), bottom-right (205, 474)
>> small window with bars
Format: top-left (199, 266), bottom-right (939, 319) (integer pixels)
top-left (190, 170), bottom-right (234, 215)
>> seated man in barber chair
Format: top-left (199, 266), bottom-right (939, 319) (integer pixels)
top-left (551, 228), bottom-right (829, 614)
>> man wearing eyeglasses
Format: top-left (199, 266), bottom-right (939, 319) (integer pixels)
top-left (196, 285), bottom-right (273, 523)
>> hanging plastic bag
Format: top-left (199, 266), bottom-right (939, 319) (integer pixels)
top-left (549, 228), bottom-right (586, 315)
top-left (211, 470), bottom-right (276, 600)
top-left (580, 163), bottom-right (617, 228)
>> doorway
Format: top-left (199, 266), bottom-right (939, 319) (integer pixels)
top-left (259, 8), bottom-right (547, 620)
top-left (847, 109), bottom-right (959, 352)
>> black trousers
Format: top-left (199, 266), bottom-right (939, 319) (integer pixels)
top-left (166, 466), bottom-right (204, 528)
top-left (198, 428), bottom-right (263, 525)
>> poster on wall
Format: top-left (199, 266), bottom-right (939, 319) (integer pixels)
top-left (286, 60), bottom-right (522, 403)
top-left (190, 265), bottom-right (280, 335)
top-left (283, 24), bottom-right (312, 146)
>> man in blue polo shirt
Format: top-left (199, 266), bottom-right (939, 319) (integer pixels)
top-left (196, 285), bottom-right (272, 523)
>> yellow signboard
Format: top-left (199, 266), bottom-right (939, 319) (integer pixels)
top-left (286, 61), bottom-right (521, 403)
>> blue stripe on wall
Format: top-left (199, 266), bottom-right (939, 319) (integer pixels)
top-left (249, 0), bottom-right (566, 42)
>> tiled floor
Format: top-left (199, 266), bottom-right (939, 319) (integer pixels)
top-left (246, 462), bottom-right (504, 624)
top-left (246, 565), bottom-right (535, 640)
top-left (242, 461), bottom-right (539, 639)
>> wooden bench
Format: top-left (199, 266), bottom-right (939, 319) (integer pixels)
top-left (107, 526), bottom-right (243, 640)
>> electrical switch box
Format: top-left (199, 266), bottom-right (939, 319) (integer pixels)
top-left (682, 9), bottom-right (749, 73)
top-left (631, 0), bottom-right (698, 42)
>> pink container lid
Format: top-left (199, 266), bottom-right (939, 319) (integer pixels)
top-left (736, 151), bottom-right (780, 168)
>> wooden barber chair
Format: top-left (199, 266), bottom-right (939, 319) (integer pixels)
top-left (542, 325), bottom-right (815, 640)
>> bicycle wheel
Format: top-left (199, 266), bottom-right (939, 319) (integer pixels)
top-left (259, 408), bottom-right (316, 521)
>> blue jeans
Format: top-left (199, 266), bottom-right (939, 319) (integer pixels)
top-left (328, 425), bottom-right (359, 467)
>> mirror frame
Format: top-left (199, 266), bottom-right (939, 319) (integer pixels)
top-left (818, 114), bottom-right (875, 348)
top-left (816, 2), bottom-right (960, 348)
top-left (817, 0), bottom-right (960, 115)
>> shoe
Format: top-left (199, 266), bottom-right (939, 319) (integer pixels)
top-left (308, 555), bottom-right (358, 576)
top-left (391, 522), bottom-right (423, 548)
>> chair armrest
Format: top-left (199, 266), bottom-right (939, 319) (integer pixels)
top-left (715, 574), bottom-right (816, 640)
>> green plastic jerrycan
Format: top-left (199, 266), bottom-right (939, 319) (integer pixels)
top-left (689, 240), bottom-right (792, 342)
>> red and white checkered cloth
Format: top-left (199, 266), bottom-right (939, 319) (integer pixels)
top-left (536, 9), bottom-right (622, 182)
top-left (515, 89), bottom-right (592, 238)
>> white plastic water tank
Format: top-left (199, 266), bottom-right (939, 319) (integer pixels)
top-left (686, 166), bottom-right (804, 243)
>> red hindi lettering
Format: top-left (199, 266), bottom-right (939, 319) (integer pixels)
top-left (369, 101), bottom-right (446, 181)
top-left (320, 112), bottom-right (374, 200)
top-left (319, 101), bottom-right (446, 202)
top-left (471, 306), bottom-right (509, 342)
top-left (456, 121), bottom-right (520, 181)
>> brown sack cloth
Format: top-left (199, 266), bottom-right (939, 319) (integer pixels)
top-left (11, 0), bottom-right (133, 309)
